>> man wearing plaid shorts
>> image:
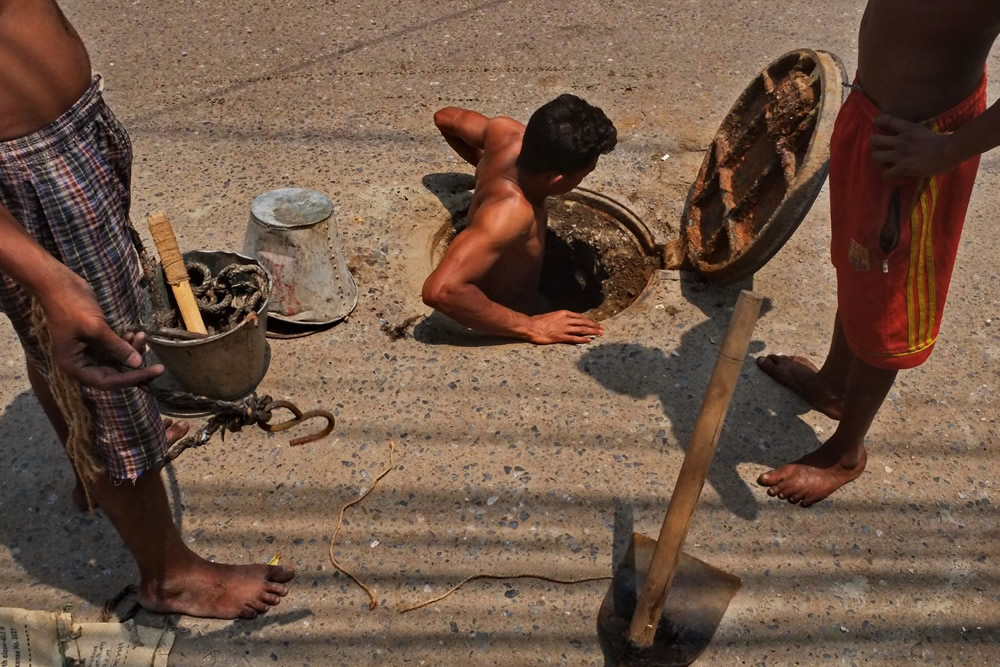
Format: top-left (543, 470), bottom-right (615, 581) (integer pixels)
top-left (0, 0), bottom-right (292, 618)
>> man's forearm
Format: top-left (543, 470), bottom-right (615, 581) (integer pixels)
top-left (441, 133), bottom-right (483, 166)
top-left (427, 282), bottom-right (535, 340)
top-left (0, 203), bottom-right (73, 300)
top-left (947, 101), bottom-right (1000, 165)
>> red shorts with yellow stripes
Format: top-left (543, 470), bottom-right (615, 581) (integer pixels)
top-left (830, 76), bottom-right (986, 370)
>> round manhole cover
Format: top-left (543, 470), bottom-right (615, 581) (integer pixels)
top-left (432, 189), bottom-right (658, 321)
top-left (682, 49), bottom-right (847, 283)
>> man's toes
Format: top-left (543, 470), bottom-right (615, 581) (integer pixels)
top-left (758, 470), bottom-right (779, 486)
top-left (756, 354), bottom-right (781, 370)
top-left (763, 476), bottom-right (787, 495)
top-left (261, 592), bottom-right (281, 606)
top-left (765, 474), bottom-right (800, 498)
top-left (239, 606), bottom-right (259, 619)
top-left (248, 598), bottom-right (270, 614)
top-left (759, 465), bottom-right (794, 487)
top-left (267, 565), bottom-right (294, 583)
top-left (265, 581), bottom-right (290, 597)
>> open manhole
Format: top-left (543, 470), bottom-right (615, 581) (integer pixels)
top-left (431, 188), bottom-right (659, 321)
top-left (428, 49), bottom-right (847, 320)
top-left (675, 49), bottom-right (847, 283)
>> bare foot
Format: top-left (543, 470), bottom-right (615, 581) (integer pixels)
top-left (73, 418), bottom-right (190, 511)
top-left (139, 559), bottom-right (294, 619)
top-left (757, 437), bottom-right (867, 507)
top-left (756, 355), bottom-right (845, 420)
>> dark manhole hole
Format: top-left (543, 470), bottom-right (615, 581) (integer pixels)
top-left (431, 189), bottom-right (658, 321)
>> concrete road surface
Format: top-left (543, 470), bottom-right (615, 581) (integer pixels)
top-left (1, 1), bottom-right (998, 665)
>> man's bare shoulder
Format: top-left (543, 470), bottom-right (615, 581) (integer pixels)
top-left (474, 178), bottom-right (531, 213)
top-left (468, 180), bottom-right (534, 240)
top-left (483, 116), bottom-right (524, 145)
top-left (485, 116), bottom-right (524, 133)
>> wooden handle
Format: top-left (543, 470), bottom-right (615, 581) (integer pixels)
top-left (147, 212), bottom-right (207, 335)
top-left (627, 290), bottom-right (763, 646)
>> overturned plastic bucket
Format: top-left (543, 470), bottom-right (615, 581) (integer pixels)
top-left (147, 250), bottom-right (271, 401)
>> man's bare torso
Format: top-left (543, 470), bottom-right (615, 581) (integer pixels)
top-left (466, 118), bottom-right (547, 314)
top-left (859, 0), bottom-right (1000, 120)
top-left (0, 0), bottom-right (91, 141)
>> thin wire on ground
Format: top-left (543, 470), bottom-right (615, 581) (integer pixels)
top-left (328, 441), bottom-right (397, 610)
top-left (399, 573), bottom-right (612, 614)
top-left (326, 440), bottom-right (613, 614)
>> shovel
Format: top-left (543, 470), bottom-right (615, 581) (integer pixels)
top-left (597, 289), bottom-right (763, 666)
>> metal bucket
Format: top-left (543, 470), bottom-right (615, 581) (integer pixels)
top-left (242, 187), bottom-right (358, 329)
top-left (147, 250), bottom-right (271, 401)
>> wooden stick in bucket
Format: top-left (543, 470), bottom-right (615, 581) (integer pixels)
top-left (147, 211), bottom-right (207, 335)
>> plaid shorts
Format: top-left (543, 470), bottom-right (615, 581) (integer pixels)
top-left (0, 77), bottom-right (167, 481)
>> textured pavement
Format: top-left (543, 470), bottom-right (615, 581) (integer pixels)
top-left (1, 1), bottom-right (998, 665)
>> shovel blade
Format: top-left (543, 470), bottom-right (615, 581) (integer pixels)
top-left (597, 533), bottom-right (741, 666)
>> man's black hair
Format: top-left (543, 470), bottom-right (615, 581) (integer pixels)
top-left (516, 94), bottom-right (617, 173)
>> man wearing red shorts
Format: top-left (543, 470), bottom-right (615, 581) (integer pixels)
top-left (756, 1), bottom-right (1000, 506)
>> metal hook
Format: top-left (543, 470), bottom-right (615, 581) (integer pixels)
top-left (259, 400), bottom-right (334, 446)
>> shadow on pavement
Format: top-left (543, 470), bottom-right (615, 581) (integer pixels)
top-left (578, 273), bottom-right (822, 521)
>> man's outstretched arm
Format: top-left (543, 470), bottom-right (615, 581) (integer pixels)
top-left (433, 107), bottom-right (489, 166)
top-left (0, 203), bottom-right (162, 389)
top-left (422, 198), bottom-right (603, 344)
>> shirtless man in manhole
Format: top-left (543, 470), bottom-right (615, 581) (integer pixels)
top-left (423, 94), bottom-right (617, 344)
top-left (0, 0), bottom-right (292, 617)
top-left (757, 0), bottom-right (1000, 506)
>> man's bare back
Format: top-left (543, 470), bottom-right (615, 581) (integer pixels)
top-left (423, 95), bottom-right (616, 344)
top-left (0, 0), bottom-right (92, 140)
top-left (462, 118), bottom-right (548, 313)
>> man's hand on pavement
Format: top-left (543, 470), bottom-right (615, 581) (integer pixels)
top-left (40, 272), bottom-right (163, 390)
top-left (526, 310), bottom-right (604, 345)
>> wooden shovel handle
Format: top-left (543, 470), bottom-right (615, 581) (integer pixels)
top-left (626, 289), bottom-right (763, 646)
top-left (147, 211), bottom-right (207, 335)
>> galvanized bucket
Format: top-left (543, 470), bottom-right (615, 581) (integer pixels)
top-left (242, 188), bottom-right (358, 330)
top-left (147, 250), bottom-right (271, 401)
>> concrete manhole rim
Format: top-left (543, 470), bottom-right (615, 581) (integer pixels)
top-left (429, 186), bottom-right (663, 321)
top-left (562, 187), bottom-right (659, 258)
top-left (429, 186), bottom-right (659, 264)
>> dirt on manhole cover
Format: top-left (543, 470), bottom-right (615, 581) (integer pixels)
top-left (432, 194), bottom-right (658, 321)
top-left (682, 49), bottom-right (846, 283)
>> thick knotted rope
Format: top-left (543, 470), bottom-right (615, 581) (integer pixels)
top-left (29, 299), bottom-right (102, 510)
top-left (155, 390), bottom-right (335, 463)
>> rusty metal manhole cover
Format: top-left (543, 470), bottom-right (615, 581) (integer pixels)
top-left (679, 49), bottom-right (847, 283)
